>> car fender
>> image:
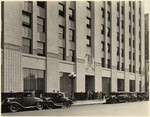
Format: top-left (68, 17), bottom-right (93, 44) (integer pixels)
top-left (9, 102), bottom-right (23, 109)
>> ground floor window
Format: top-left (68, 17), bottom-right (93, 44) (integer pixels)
top-left (117, 79), bottom-right (124, 91)
top-left (130, 80), bottom-right (135, 92)
top-left (23, 68), bottom-right (45, 97)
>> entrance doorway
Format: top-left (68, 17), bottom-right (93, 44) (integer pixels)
top-left (85, 75), bottom-right (95, 92)
top-left (102, 77), bottom-right (111, 98)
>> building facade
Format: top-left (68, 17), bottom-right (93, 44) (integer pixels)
top-left (1, 1), bottom-right (145, 98)
top-left (145, 13), bottom-right (149, 96)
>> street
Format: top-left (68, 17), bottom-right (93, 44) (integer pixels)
top-left (2, 101), bottom-right (149, 116)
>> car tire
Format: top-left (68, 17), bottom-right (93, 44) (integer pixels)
top-left (66, 102), bottom-right (71, 108)
top-left (46, 102), bottom-right (53, 109)
top-left (10, 103), bottom-right (19, 112)
top-left (36, 101), bottom-right (43, 110)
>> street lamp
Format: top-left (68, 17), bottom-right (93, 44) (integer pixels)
top-left (68, 72), bottom-right (76, 100)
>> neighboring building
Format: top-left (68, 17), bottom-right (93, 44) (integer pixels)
top-left (145, 13), bottom-right (149, 96)
top-left (1, 1), bottom-right (145, 98)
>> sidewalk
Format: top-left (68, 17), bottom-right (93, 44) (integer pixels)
top-left (72, 99), bottom-right (106, 106)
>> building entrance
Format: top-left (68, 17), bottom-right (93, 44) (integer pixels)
top-left (60, 73), bottom-right (75, 98)
top-left (102, 77), bottom-right (111, 98)
top-left (85, 75), bottom-right (95, 92)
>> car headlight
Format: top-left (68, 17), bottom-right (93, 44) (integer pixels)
top-left (6, 99), bottom-right (10, 103)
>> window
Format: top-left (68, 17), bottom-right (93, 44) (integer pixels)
top-left (117, 61), bottom-right (120, 70)
top-left (122, 49), bottom-right (124, 57)
top-left (117, 17), bottom-right (119, 26)
top-left (129, 51), bottom-right (131, 59)
top-left (59, 3), bottom-right (65, 17)
top-left (129, 65), bottom-right (131, 72)
top-left (107, 1), bottom-right (111, 6)
top-left (130, 80), bottom-right (135, 92)
top-left (129, 38), bottom-right (131, 46)
top-left (133, 2), bottom-right (135, 9)
top-left (117, 79), bottom-right (124, 91)
top-left (139, 19), bottom-right (141, 26)
top-left (122, 34), bottom-right (124, 43)
top-left (129, 1), bottom-right (131, 6)
top-left (129, 25), bottom-right (131, 33)
top-left (59, 47), bottom-right (65, 60)
top-left (121, 20), bottom-right (124, 29)
top-left (107, 59), bottom-right (111, 69)
top-left (139, 55), bottom-right (141, 62)
top-left (102, 58), bottom-right (105, 67)
top-left (37, 17), bottom-right (45, 33)
top-left (107, 11), bottom-right (111, 21)
top-left (139, 7), bottom-right (141, 15)
top-left (117, 32), bottom-right (119, 41)
top-left (69, 8), bottom-right (74, 21)
top-left (107, 27), bottom-right (110, 37)
top-left (121, 6), bottom-right (124, 15)
top-left (133, 15), bottom-right (135, 22)
top-left (133, 66), bottom-right (135, 73)
top-left (133, 40), bottom-right (135, 48)
top-left (139, 67), bottom-right (141, 74)
top-left (133, 53), bottom-right (135, 60)
top-left (122, 63), bottom-right (124, 71)
top-left (139, 31), bottom-right (141, 38)
top-left (69, 49), bottom-right (75, 62)
top-left (117, 47), bottom-right (119, 56)
top-left (117, 2), bottom-right (119, 11)
top-left (37, 1), bottom-right (45, 8)
top-left (22, 38), bottom-right (31, 54)
top-left (133, 27), bottom-right (135, 35)
top-left (101, 7), bottom-right (105, 18)
top-left (37, 41), bottom-right (45, 56)
top-left (139, 43), bottom-right (141, 50)
top-left (87, 1), bottom-right (91, 10)
top-left (101, 41), bottom-right (105, 51)
top-left (107, 43), bottom-right (111, 53)
top-left (69, 29), bottom-right (75, 42)
top-left (22, 11), bottom-right (32, 28)
top-left (86, 35), bottom-right (91, 47)
top-left (129, 12), bottom-right (131, 20)
top-left (59, 25), bottom-right (65, 39)
top-left (86, 17), bottom-right (91, 28)
top-left (23, 68), bottom-right (45, 94)
top-left (101, 24), bottom-right (105, 34)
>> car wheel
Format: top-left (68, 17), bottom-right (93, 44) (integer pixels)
top-left (46, 102), bottom-right (53, 109)
top-left (66, 102), bottom-right (71, 108)
top-left (36, 102), bottom-right (43, 110)
top-left (10, 104), bottom-right (19, 112)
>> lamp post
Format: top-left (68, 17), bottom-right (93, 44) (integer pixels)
top-left (68, 72), bottom-right (76, 100)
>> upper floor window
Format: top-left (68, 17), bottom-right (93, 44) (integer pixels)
top-left (122, 34), bottom-right (124, 43)
top-left (117, 2), bottom-right (119, 11)
top-left (117, 47), bottom-right (119, 56)
top-left (107, 43), bottom-right (111, 53)
top-left (69, 49), bottom-right (75, 62)
top-left (87, 1), bottom-right (91, 10)
top-left (59, 47), bottom-right (65, 60)
top-left (86, 17), bottom-right (91, 28)
top-left (107, 59), bottom-right (111, 69)
top-left (117, 17), bottom-right (119, 26)
top-left (117, 61), bottom-right (120, 70)
top-left (37, 1), bottom-right (45, 8)
top-left (69, 8), bottom-right (75, 21)
top-left (37, 17), bottom-right (45, 33)
top-left (107, 27), bottom-right (111, 37)
top-left (101, 24), bottom-right (105, 34)
top-left (117, 32), bottom-right (119, 41)
top-left (101, 41), bottom-right (105, 51)
top-left (121, 20), bottom-right (124, 29)
top-left (101, 7), bottom-right (105, 18)
top-left (107, 1), bottom-right (111, 6)
top-left (107, 11), bottom-right (111, 21)
top-left (59, 25), bottom-right (65, 39)
top-left (22, 11), bottom-right (32, 28)
top-left (59, 3), bottom-right (65, 17)
top-left (86, 35), bottom-right (91, 47)
top-left (22, 38), bottom-right (31, 54)
top-left (69, 29), bottom-right (75, 42)
top-left (121, 6), bottom-right (124, 15)
top-left (37, 41), bottom-right (45, 56)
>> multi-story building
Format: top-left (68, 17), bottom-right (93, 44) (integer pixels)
top-left (145, 13), bottom-right (149, 96)
top-left (1, 1), bottom-right (145, 98)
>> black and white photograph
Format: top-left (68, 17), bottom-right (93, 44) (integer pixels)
top-left (1, 0), bottom-right (149, 116)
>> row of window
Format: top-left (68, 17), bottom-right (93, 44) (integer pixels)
top-left (101, 25), bottom-right (111, 37)
top-left (101, 8), bottom-right (111, 21)
top-left (101, 42), bottom-right (111, 53)
top-left (117, 2), bottom-right (124, 15)
top-left (117, 33), bottom-right (124, 43)
top-left (101, 58), bottom-right (111, 69)
top-left (117, 47), bottom-right (124, 57)
top-left (117, 62), bottom-right (124, 71)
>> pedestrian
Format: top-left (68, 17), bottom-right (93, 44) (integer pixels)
top-left (87, 90), bottom-right (90, 100)
top-left (97, 91), bottom-right (100, 100)
top-left (99, 92), bottom-right (102, 101)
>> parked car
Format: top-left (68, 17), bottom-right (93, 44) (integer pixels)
top-left (116, 92), bottom-right (129, 103)
top-left (137, 92), bottom-right (145, 101)
top-left (106, 92), bottom-right (118, 104)
top-left (1, 92), bottom-right (43, 112)
top-left (43, 92), bottom-right (73, 109)
top-left (127, 92), bottom-right (138, 102)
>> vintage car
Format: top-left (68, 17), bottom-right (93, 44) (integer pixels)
top-left (1, 92), bottom-right (43, 112)
top-left (43, 92), bottom-right (73, 109)
top-left (127, 92), bottom-right (138, 102)
top-left (106, 92), bottom-right (118, 104)
top-left (137, 92), bottom-right (149, 101)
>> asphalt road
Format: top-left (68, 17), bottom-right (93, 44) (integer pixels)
top-left (2, 101), bottom-right (149, 116)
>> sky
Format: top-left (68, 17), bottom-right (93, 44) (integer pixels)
top-left (144, 0), bottom-right (150, 14)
